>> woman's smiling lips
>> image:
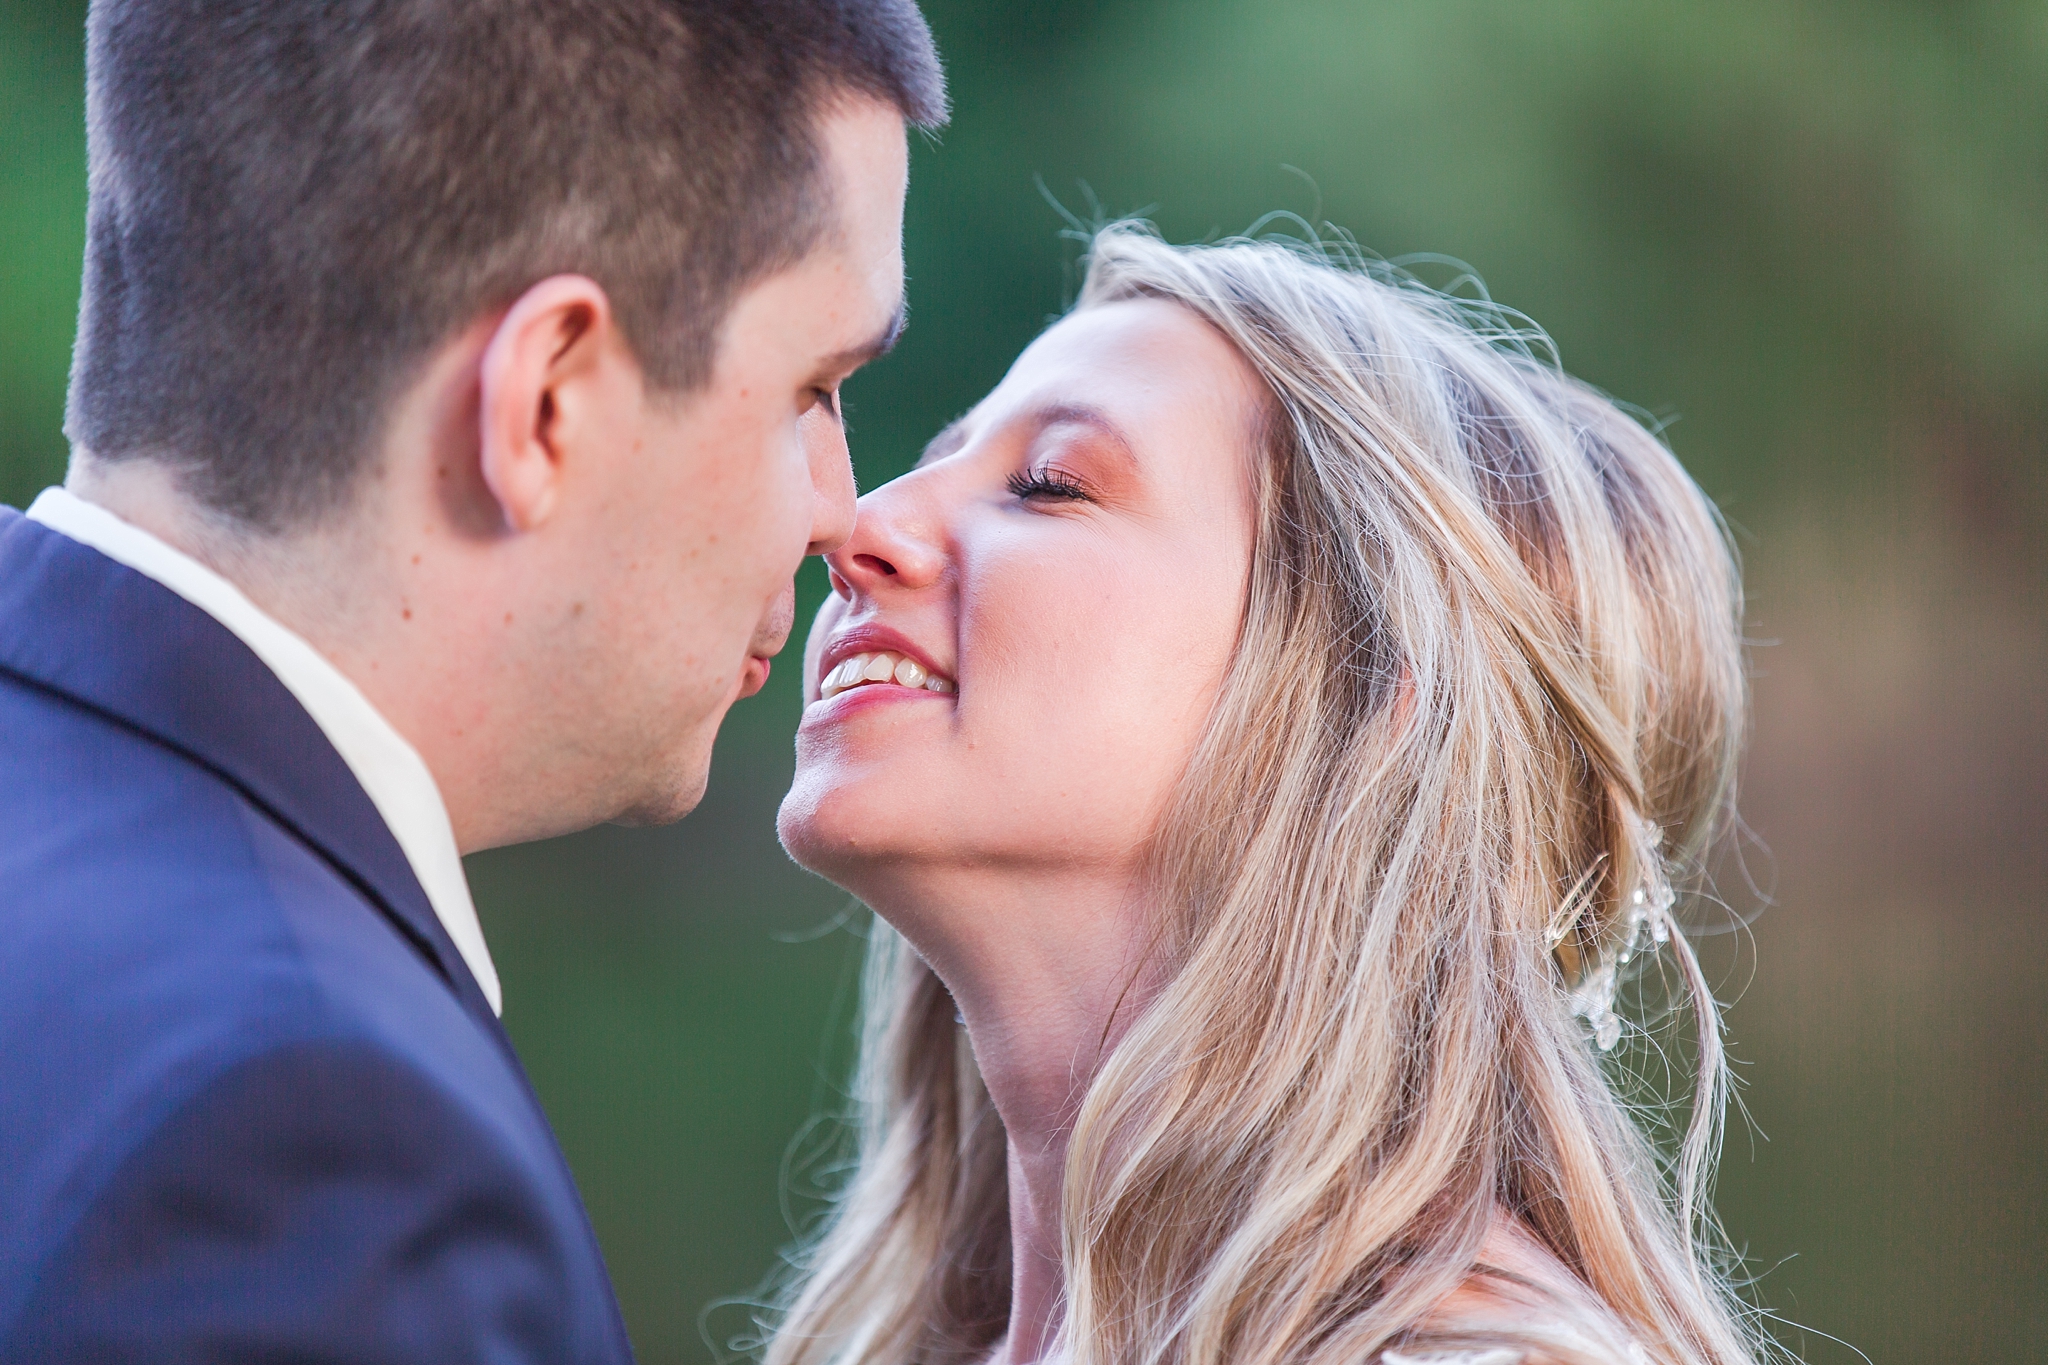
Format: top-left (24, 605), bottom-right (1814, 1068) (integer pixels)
top-left (813, 625), bottom-right (956, 708)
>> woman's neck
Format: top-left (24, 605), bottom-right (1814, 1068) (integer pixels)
top-left (966, 978), bottom-right (1122, 1365)
top-left (863, 862), bottom-right (1160, 1365)
top-left (986, 1134), bottom-right (1066, 1365)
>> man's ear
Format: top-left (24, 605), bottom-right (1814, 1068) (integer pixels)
top-left (476, 274), bottom-right (619, 532)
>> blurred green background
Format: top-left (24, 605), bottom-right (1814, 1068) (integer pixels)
top-left (5, 1), bottom-right (2043, 1360)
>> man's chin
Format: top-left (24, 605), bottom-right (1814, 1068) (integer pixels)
top-left (603, 739), bottom-right (717, 829)
top-left (608, 768), bottom-right (712, 828)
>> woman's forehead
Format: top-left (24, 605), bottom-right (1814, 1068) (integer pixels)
top-left (1010, 299), bottom-right (1234, 389)
top-left (939, 301), bottom-right (1259, 461)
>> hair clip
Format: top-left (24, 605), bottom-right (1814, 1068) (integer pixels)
top-left (1566, 818), bottom-right (1675, 1051)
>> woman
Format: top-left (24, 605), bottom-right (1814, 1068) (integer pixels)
top-left (769, 223), bottom-right (1763, 1365)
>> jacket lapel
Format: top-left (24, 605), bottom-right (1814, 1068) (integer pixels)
top-left (0, 507), bottom-right (503, 1035)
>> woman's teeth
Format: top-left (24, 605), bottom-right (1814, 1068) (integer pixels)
top-left (818, 651), bottom-right (956, 700)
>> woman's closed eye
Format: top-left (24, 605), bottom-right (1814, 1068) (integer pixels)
top-left (1006, 466), bottom-right (1094, 504)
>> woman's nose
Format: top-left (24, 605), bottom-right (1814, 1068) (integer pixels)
top-left (825, 477), bottom-right (946, 599)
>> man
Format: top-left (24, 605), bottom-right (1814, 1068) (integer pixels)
top-left (0, 1), bottom-right (944, 1359)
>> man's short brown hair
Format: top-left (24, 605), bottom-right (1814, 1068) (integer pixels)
top-left (66, 0), bottom-right (946, 528)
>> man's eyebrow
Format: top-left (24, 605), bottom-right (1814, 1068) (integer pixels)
top-left (817, 299), bottom-right (908, 374)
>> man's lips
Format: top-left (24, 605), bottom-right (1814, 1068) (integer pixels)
top-left (735, 583), bottom-right (796, 703)
top-left (737, 654), bottom-right (772, 699)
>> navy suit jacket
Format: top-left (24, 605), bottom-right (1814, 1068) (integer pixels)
top-left (0, 507), bottom-right (635, 1363)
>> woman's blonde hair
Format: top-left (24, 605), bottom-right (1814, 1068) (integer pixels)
top-left (763, 223), bottom-right (1763, 1365)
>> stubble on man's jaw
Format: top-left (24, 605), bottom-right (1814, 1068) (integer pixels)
top-left (607, 762), bottom-right (714, 829)
top-left (604, 588), bottom-right (797, 831)
top-left (751, 582), bottom-right (798, 659)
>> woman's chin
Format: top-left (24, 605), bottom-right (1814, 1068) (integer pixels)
top-left (776, 776), bottom-right (912, 884)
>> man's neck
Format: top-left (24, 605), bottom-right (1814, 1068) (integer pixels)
top-left (69, 457), bottom-right (253, 580)
top-left (61, 455), bottom-right (501, 839)
top-left (66, 456), bottom-right (375, 631)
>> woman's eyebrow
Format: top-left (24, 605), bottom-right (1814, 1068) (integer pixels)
top-left (1030, 402), bottom-right (1139, 474)
top-left (916, 402), bottom-right (1139, 472)
top-left (916, 418), bottom-right (970, 468)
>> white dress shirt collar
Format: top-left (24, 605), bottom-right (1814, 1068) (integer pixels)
top-left (26, 487), bottom-right (502, 1015)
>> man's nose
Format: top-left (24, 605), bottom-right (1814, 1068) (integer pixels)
top-left (805, 409), bottom-right (858, 556)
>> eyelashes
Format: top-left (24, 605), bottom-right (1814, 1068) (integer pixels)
top-left (1005, 466), bottom-right (1093, 503)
